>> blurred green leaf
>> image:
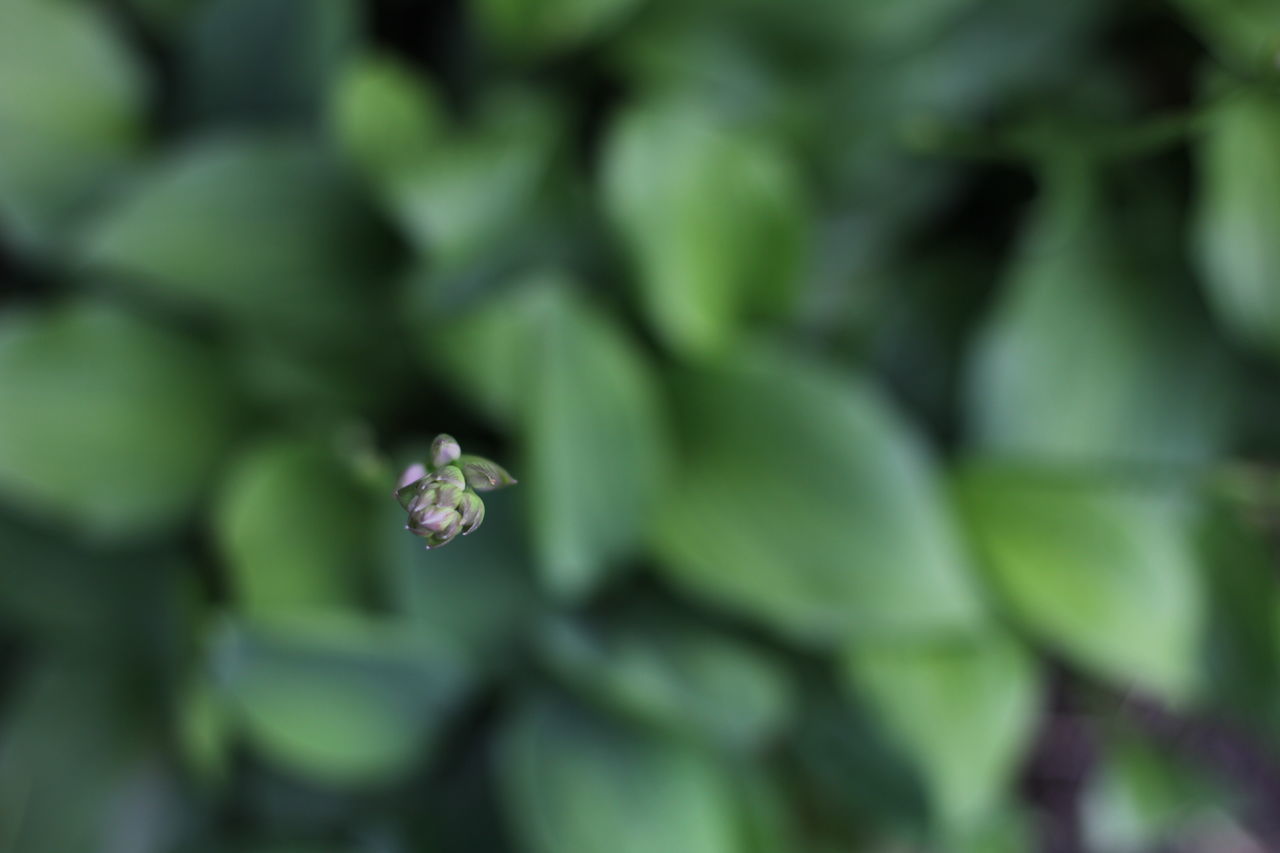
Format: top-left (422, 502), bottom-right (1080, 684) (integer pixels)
top-left (497, 695), bottom-right (742, 853)
top-left (1083, 734), bottom-right (1221, 852)
top-left (654, 349), bottom-right (984, 644)
top-left (473, 0), bottom-right (644, 56)
top-left (0, 0), bottom-right (145, 250)
top-left (330, 53), bottom-right (444, 184)
top-left (179, 0), bottom-right (360, 128)
top-left (0, 512), bottom-right (188, 655)
top-left (211, 615), bottom-right (467, 786)
top-left (1197, 483), bottom-right (1280, 730)
top-left (969, 160), bottom-right (1232, 465)
top-left (841, 630), bottom-right (1041, 831)
top-left (378, 486), bottom-right (538, 670)
top-left (521, 278), bottom-right (670, 599)
top-left (81, 136), bottom-right (393, 341)
top-left (0, 301), bottom-right (238, 538)
top-left (0, 661), bottom-right (180, 853)
top-left (958, 465), bottom-right (1205, 701)
top-left (1172, 0), bottom-right (1280, 63)
top-left (428, 277), bottom-right (668, 599)
top-left (333, 61), bottom-right (562, 264)
top-left (603, 98), bottom-right (807, 357)
top-left (216, 436), bottom-right (375, 617)
top-left (541, 609), bottom-right (792, 749)
top-left (1195, 91), bottom-right (1280, 360)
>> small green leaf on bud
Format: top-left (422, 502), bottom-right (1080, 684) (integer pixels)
top-left (430, 434), bottom-right (461, 469)
top-left (458, 455), bottom-right (518, 492)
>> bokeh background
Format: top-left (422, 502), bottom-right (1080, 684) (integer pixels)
top-left (3, 0), bottom-right (1280, 851)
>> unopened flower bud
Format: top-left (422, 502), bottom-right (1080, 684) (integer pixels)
top-left (458, 455), bottom-right (518, 492)
top-left (457, 491), bottom-right (485, 535)
top-left (396, 437), bottom-right (514, 549)
top-left (430, 433), bottom-right (461, 469)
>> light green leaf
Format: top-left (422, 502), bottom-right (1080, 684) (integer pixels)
top-left (0, 302), bottom-right (238, 539)
top-left (969, 160), bottom-right (1231, 465)
top-left (329, 53), bottom-right (445, 184)
top-left (541, 610), bottom-right (792, 749)
top-left (497, 696), bottom-right (741, 853)
top-left (216, 437), bottom-right (374, 617)
top-left (0, 0), bottom-right (145, 249)
top-left (603, 99), bottom-right (806, 357)
top-left (654, 349), bottom-right (984, 644)
top-left (179, 0), bottom-right (360, 127)
top-left (958, 465), bottom-right (1204, 701)
top-left (1195, 91), bottom-right (1280, 360)
top-left (841, 630), bottom-right (1041, 831)
top-left (474, 0), bottom-right (644, 56)
top-left (210, 615), bottom-right (466, 786)
top-left (80, 137), bottom-right (392, 342)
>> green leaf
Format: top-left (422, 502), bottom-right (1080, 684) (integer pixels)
top-left (1196, 483), bottom-right (1280, 728)
top-left (1171, 0), bottom-right (1280, 63)
top-left (1083, 734), bottom-right (1220, 852)
top-left (969, 161), bottom-right (1232, 466)
top-left (332, 63), bottom-right (561, 264)
top-left (654, 349), bottom-right (984, 644)
top-left (602, 99), bottom-right (807, 357)
top-left (329, 53), bottom-right (445, 184)
top-left (377, 487), bottom-right (538, 671)
top-left (497, 696), bottom-right (742, 853)
top-left (522, 278), bottom-right (671, 599)
top-left (431, 276), bottom-right (669, 599)
top-left (957, 465), bottom-right (1204, 701)
top-left (473, 0), bottom-right (644, 56)
top-left (178, 0), bottom-right (360, 128)
top-left (0, 661), bottom-right (178, 853)
top-left (0, 302), bottom-right (238, 539)
top-left (540, 609), bottom-right (793, 749)
top-left (0, 513), bottom-right (188, 653)
top-left (80, 137), bottom-right (392, 342)
top-left (0, 0), bottom-right (145, 249)
top-left (216, 437), bottom-right (375, 617)
top-left (210, 615), bottom-right (466, 786)
top-left (841, 630), bottom-right (1041, 831)
top-left (1195, 91), bottom-right (1280, 360)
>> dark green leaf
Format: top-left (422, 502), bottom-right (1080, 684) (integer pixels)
top-left (497, 696), bottom-right (743, 853)
top-left (210, 615), bottom-right (466, 786)
top-left (970, 161), bottom-right (1232, 465)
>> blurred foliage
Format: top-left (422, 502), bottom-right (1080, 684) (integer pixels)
top-left (3, 0), bottom-right (1280, 851)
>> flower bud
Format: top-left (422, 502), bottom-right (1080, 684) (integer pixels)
top-left (457, 491), bottom-right (485, 535)
top-left (429, 433), bottom-right (461, 469)
top-left (458, 455), bottom-right (518, 492)
top-left (397, 437), bottom-right (514, 548)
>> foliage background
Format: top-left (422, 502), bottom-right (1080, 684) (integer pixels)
top-left (2, 0), bottom-right (1280, 851)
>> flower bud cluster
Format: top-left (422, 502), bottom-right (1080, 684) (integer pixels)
top-left (394, 434), bottom-right (516, 549)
